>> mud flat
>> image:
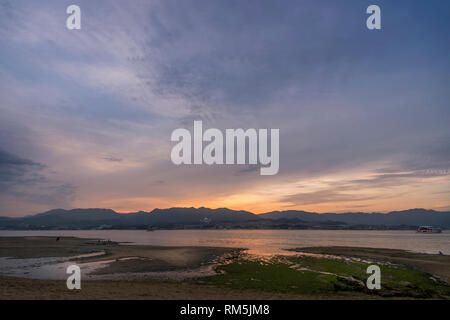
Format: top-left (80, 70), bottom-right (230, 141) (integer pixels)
top-left (0, 236), bottom-right (241, 275)
top-left (1, 275), bottom-right (357, 300)
top-left (1, 237), bottom-right (449, 299)
top-left (0, 236), bottom-right (338, 299)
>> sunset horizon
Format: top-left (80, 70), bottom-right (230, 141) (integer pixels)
top-left (24, 205), bottom-right (450, 216)
top-left (1, 1), bottom-right (449, 219)
top-left (0, 0), bottom-right (449, 306)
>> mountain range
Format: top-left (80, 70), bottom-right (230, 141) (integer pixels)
top-left (0, 207), bottom-right (449, 230)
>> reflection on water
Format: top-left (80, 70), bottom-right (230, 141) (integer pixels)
top-left (0, 230), bottom-right (449, 280)
top-left (1, 229), bottom-right (449, 255)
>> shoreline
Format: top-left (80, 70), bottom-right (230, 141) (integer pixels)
top-left (1, 229), bottom-right (448, 257)
top-left (0, 236), bottom-right (449, 299)
top-left (0, 236), bottom-right (242, 280)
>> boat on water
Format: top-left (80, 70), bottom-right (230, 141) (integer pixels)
top-left (417, 226), bottom-right (442, 233)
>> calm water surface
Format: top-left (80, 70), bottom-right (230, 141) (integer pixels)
top-left (1, 229), bottom-right (449, 255)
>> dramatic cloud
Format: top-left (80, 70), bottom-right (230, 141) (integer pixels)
top-left (0, 149), bottom-right (45, 188)
top-left (0, 0), bottom-right (449, 215)
top-left (0, 150), bottom-right (77, 214)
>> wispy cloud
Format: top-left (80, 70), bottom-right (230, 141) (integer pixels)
top-left (0, 0), bottom-right (449, 215)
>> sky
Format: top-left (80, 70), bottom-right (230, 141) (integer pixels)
top-left (0, 0), bottom-right (449, 217)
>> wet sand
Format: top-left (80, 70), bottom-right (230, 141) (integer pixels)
top-left (0, 275), bottom-right (365, 300)
top-left (0, 236), bottom-right (351, 299)
top-left (0, 236), bottom-right (241, 276)
top-left (1, 237), bottom-right (449, 299)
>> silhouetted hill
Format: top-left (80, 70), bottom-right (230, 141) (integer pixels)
top-left (147, 207), bottom-right (258, 224)
top-left (260, 208), bottom-right (450, 227)
top-left (0, 207), bottom-right (449, 230)
top-left (0, 207), bottom-right (260, 229)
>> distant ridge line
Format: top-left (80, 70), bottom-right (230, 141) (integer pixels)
top-left (0, 207), bottom-right (449, 230)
